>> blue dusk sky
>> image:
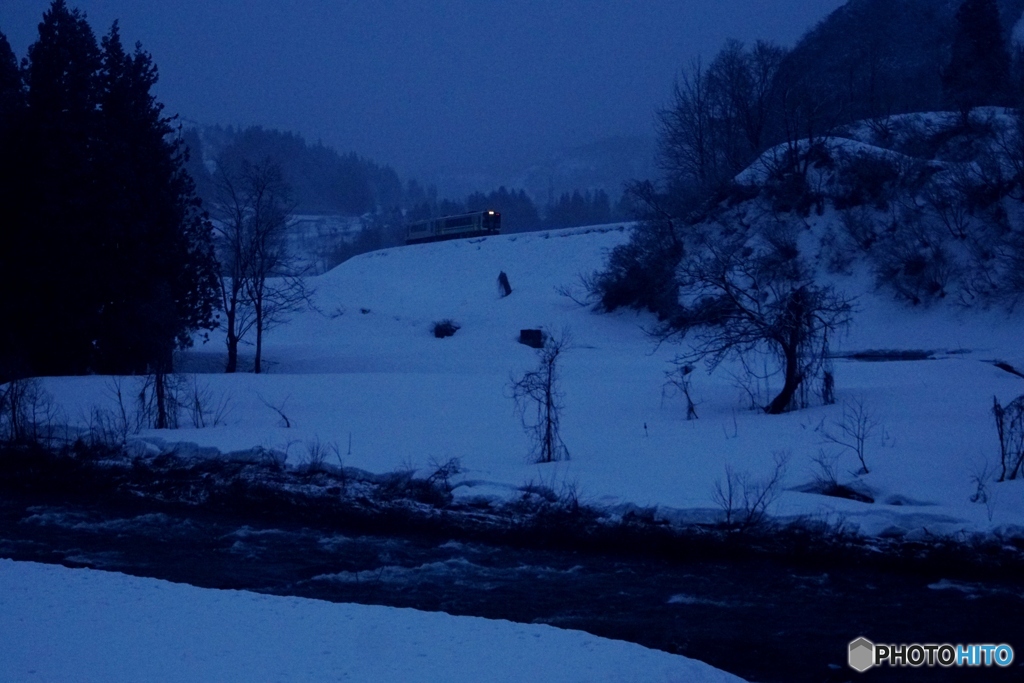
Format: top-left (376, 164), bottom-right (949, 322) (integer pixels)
top-left (1, 1), bottom-right (845, 182)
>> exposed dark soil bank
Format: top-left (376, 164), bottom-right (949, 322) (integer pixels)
top-left (1, 445), bottom-right (1022, 682)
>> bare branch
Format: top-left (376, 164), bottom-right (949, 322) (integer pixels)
top-left (510, 330), bottom-right (573, 463)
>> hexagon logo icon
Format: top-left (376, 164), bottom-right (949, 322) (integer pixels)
top-left (849, 637), bottom-right (875, 672)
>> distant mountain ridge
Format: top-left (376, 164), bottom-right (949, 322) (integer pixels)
top-left (182, 124), bottom-right (404, 216)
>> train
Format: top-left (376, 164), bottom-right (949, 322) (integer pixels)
top-left (406, 210), bottom-right (501, 245)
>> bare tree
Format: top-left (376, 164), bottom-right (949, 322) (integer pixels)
top-left (822, 398), bottom-right (879, 474)
top-left (657, 41), bottom-right (787, 198)
top-left (658, 57), bottom-right (720, 194)
top-left (211, 159), bottom-right (311, 374)
top-left (664, 361), bottom-right (698, 420)
top-left (0, 378), bottom-right (54, 444)
top-left (212, 166), bottom-right (257, 373)
top-left (672, 225), bottom-right (853, 414)
top-left (712, 451), bottom-right (789, 531)
top-left (510, 330), bottom-right (572, 463)
top-left (239, 161), bottom-right (308, 374)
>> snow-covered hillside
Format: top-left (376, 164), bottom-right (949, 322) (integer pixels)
top-left (33, 220), bottom-right (1024, 539)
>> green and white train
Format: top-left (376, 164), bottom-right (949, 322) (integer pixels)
top-left (406, 210), bottom-right (501, 245)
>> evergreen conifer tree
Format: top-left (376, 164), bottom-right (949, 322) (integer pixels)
top-left (1, 1), bottom-right (219, 377)
top-left (93, 22), bottom-right (218, 373)
top-left (0, 33), bottom-right (21, 126)
top-left (0, 32), bottom-right (26, 380)
top-left (20, 0), bottom-right (103, 375)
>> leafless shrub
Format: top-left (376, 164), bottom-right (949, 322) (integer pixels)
top-left (510, 330), bottom-right (572, 463)
top-left (819, 357), bottom-right (836, 407)
top-left (132, 374), bottom-right (157, 429)
top-left (992, 395), bottom-right (1024, 481)
top-left (969, 459), bottom-right (990, 504)
top-left (838, 205), bottom-right (880, 252)
top-left (88, 376), bottom-right (147, 449)
top-left (90, 374), bottom-right (219, 447)
top-left (518, 479), bottom-right (560, 504)
top-left (817, 222), bottom-right (857, 275)
top-left (968, 457), bottom-right (997, 522)
top-left (88, 404), bottom-right (129, 450)
top-left (426, 456), bottom-right (463, 493)
top-left (182, 376), bottom-right (231, 428)
top-left (924, 175), bottom-right (972, 241)
top-left (712, 451), bottom-right (789, 531)
top-left (0, 378), bottom-right (62, 446)
top-left (558, 478), bottom-right (582, 513)
top-left (86, 406), bottom-right (123, 450)
top-left (254, 445), bottom-right (286, 471)
top-left (258, 393), bottom-right (292, 428)
top-left (810, 449), bottom-right (841, 492)
top-left (872, 209), bottom-right (959, 305)
top-left (832, 150), bottom-right (901, 211)
top-left (555, 275), bottom-right (594, 308)
top-left (300, 437), bottom-right (335, 474)
top-left (664, 361), bottom-right (699, 420)
top-left (821, 398), bottom-right (878, 475)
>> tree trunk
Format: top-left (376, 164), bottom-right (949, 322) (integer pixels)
top-left (765, 342), bottom-right (801, 415)
top-left (221, 277), bottom-right (245, 374)
top-left (225, 335), bottom-right (238, 373)
top-left (224, 306), bottom-right (238, 373)
top-left (154, 370), bottom-right (167, 429)
top-left (253, 300), bottom-right (263, 374)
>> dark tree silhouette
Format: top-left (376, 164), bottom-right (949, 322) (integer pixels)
top-left (466, 187), bottom-right (540, 233)
top-left (544, 189), bottom-right (613, 229)
top-left (1, 1), bottom-right (219, 378)
top-left (212, 158), bottom-right (309, 374)
top-left (240, 161), bottom-right (306, 374)
top-left (0, 33), bottom-right (20, 126)
top-left (213, 167), bottom-right (257, 374)
top-left (18, 0), bottom-right (104, 376)
top-left (673, 227), bottom-right (853, 414)
top-left (588, 181), bottom-right (684, 319)
top-left (657, 41), bottom-right (786, 199)
top-left (93, 22), bottom-right (219, 374)
top-left (943, 0), bottom-right (1012, 116)
top-left (0, 31), bottom-right (27, 381)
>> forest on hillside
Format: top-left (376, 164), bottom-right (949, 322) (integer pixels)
top-left (591, 0), bottom-right (1024, 416)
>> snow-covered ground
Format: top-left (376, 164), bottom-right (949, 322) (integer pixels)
top-left (33, 223), bottom-right (1024, 538)
top-left (0, 559), bottom-right (742, 683)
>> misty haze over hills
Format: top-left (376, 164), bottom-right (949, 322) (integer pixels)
top-left (184, 122), bottom-right (656, 213)
top-left (0, 0), bottom-right (848, 196)
top-left (182, 0), bottom-right (1024, 215)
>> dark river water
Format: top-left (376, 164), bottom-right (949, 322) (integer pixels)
top-left (1, 496), bottom-right (1021, 683)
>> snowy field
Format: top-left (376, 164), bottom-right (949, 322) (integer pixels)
top-left (33, 223), bottom-right (1024, 538)
top-left (0, 559), bottom-right (742, 683)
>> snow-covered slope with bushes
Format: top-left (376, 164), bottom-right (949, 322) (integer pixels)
top-left (33, 214), bottom-right (1024, 539)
